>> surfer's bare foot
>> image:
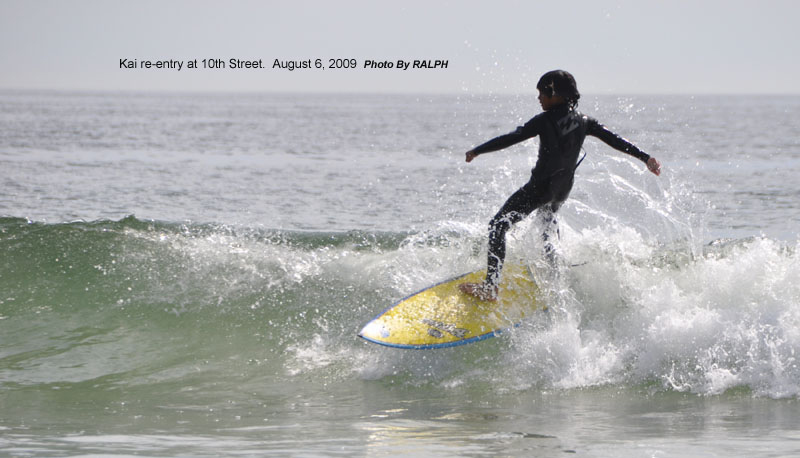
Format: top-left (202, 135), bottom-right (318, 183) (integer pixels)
top-left (458, 282), bottom-right (498, 302)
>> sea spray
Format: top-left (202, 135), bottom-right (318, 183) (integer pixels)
top-left (499, 233), bottom-right (800, 398)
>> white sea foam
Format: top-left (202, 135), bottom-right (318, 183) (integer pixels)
top-left (497, 231), bottom-right (800, 398)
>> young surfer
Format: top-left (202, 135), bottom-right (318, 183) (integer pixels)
top-left (459, 70), bottom-right (662, 301)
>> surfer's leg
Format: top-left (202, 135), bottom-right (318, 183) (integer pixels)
top-left (486, 186), bottom-right (541, 287)
top-left (539, 173), bottom-right (572, 264)
top-left (487, 211), bottom-right (521, 287)
top-left (538, 204), bottom-right (559, 263)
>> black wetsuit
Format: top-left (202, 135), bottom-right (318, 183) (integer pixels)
top-left (471, 104), bottom-right (651, 285)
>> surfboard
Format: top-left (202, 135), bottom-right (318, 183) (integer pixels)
top-left (358, 263), bottom-right (542, 349)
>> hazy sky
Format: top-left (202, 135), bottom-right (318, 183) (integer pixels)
top-left (1, 0), bottom-right (798, 94)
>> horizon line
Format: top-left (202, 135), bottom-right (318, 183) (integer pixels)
top-left (2, 86), bottom-right (799, 97)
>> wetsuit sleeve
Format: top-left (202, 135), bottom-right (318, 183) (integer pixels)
top-left (587, 118), bottom-right (650, 164)
top-left (470, 117), bottom-right (540, 156)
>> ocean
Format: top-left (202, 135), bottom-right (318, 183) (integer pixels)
top-left (1, 90), bottom-right (799, 456)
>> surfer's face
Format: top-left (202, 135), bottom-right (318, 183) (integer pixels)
top-left (538, 90), bottom-right (564, 111)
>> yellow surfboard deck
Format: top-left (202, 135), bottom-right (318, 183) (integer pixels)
top-left (359, 264), bottom-right (542, 349)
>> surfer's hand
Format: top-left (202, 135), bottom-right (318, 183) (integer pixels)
top-left (465, 150), bottom-right (478, 163)
top-left (647, 157), bottom-right (661, 176)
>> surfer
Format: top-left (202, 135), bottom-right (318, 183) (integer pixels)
top-left (459, 70), bottom-right (662, 301)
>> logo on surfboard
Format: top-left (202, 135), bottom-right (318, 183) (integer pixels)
top-left (421, 318), bottom-right (470, 339)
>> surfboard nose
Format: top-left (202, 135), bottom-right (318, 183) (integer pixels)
top-left (358, 320), bottom-right (390, 340)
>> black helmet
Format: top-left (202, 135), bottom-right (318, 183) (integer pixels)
top-left (537, 70), bottom-right (580, 108)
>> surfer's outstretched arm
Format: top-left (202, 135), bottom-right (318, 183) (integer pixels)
top-left (587, 121), bottom-right (662, 176)
top-left (464, 119), bottom-right (540, 163)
